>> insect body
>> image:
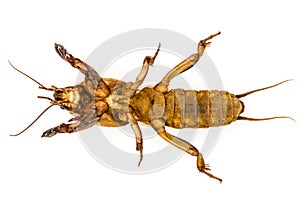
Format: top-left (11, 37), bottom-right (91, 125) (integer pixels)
top-left (10, 32), bottom-right (292, 183)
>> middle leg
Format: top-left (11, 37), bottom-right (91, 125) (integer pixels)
top-left (127, 110), bottom-right (144, 166)
top-left (130, 43), bottom-right (161, 90)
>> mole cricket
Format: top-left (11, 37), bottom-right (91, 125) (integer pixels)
top-left (9, 32), bottom-right (293, 183)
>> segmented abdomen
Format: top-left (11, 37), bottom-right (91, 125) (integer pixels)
top-left (164, 89), bottom-right (244, 128)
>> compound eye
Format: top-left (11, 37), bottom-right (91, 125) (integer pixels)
top-left (60, 106), bottom-right (65, 110)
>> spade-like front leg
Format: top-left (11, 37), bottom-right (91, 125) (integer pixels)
top-left (54, 43), bottom-right (110, 98)
top-left (41, 118), bottom-right (98, 138)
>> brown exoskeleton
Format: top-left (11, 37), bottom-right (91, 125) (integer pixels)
top-left (10, 32), bottom-right (293, 183)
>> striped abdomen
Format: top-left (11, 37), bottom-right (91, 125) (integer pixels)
top-left (164, 89), bottom-right (244, 128)
top-left (130, 88), bottom-right (244, 128)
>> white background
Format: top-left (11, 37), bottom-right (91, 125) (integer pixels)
top-left (1, 0), bottom-right (300, 199)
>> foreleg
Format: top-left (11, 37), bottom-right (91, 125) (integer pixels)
top-left (41, 117), bottom-right (98, 138)
top-left (54, 43), bottom-right (110, 97)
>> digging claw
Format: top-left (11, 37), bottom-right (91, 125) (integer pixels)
top-left (41, 123), bottom-right (68, 137)
top-left (41, 128), bottom-right (58, 137)
top-left (54, 43), bottom-right (67, 58)
top-left (54, 43), bottom-right (73, 61)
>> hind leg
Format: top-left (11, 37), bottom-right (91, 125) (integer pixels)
top-left (150, 118), bottom-right (222, 183)
top-left (154, 32), bottom-right (220, 92)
